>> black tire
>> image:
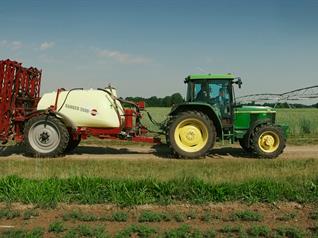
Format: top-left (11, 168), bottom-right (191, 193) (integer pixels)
top-left (239, 134), bottom-right (253, 152)
top-left (167, 111), bottom-right (216, 158)
top-left (251, 125), bottom-right (286, 159)
top-left (65, 135), bottom-right (81, 153)
top-left (24, 115), bottom-right (69, 158)
top-left (0, 145), bottom-right (8, 155)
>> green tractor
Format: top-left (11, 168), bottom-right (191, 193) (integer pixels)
top-left (165, 74), bottom-right (287, 159)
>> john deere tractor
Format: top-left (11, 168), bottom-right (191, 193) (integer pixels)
top-left (166, 74), bottom-right (287, 158)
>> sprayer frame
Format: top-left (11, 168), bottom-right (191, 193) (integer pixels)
top-left (0, 59), bottom-right (160, 149)
top-left (48, 88), bottom-right (161, 144)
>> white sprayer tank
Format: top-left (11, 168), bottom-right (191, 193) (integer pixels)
top-left (37, 88), bottom-right (125, 128)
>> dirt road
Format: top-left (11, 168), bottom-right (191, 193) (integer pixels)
top-left (1, 143), bottom-right (317, 160)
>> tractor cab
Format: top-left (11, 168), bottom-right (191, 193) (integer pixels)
top-left (184, 74), bottom-right (239, 125)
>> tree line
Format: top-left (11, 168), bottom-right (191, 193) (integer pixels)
top-left (125, 93), bottom-right (184, 107)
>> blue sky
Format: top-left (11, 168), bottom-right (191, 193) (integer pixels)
top-left (0, 0), bottom-right (317, 98)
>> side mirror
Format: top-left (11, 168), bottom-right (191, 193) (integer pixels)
top-left (234, 77), bottom-right (242, 88)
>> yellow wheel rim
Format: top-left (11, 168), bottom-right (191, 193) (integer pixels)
top-left (174, 118), bottom-right (208, 153)
top-left (258, 131), bottom-right (280, 153)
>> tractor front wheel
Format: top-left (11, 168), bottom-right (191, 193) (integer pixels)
top-left (24, 115), bottom-right (69, 158)
top-left (167, 111), bottom-right (216, 158)
top-left (251, 125), bottom-right (286, 158)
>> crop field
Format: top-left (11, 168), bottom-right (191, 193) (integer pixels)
top-left (0, 108), bottom-right (317, 237)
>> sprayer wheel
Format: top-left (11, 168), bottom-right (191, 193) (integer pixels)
top-left (24, 115), bottom-right (69, 158)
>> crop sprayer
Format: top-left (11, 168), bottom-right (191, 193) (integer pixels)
top-left (0, 59), bottom-right (287, 158)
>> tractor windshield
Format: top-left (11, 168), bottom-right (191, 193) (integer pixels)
top-left (187, 79), bottom-right (232, 117)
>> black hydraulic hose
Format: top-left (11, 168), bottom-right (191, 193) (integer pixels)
top-left (144, 110), bottom-right (161, 127)
top-left (97, 88), bottom-right (125, 128)
top-left (57, 88), bottom-right (83, 112)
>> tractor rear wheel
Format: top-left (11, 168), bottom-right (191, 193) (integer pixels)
top-left (24, 115), bottom-right (69, 158)
top-left (251, 125), bottom-right (286, 158)
top-left (167, 111), bottom-right (216, 158)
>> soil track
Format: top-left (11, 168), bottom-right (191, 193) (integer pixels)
top-left (1, 144), bottom-right (318, 160)
top-left (0, 202), bottom-right (317, 236)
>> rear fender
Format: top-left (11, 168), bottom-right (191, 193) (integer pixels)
top-left (169, 103), bottom-right (223, 137)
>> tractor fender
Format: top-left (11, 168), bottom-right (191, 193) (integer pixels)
top-left (244, 118), bottom-right (272, 147)
top-left (169, 103), bottom-right (223, 138)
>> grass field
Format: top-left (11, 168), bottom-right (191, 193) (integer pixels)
top-left (0, 156), bottom-right (317, 182)
top-left (276, 108), bottom-right (318, 143)
top-left (0, 107), bottom-right (317, 237)
top-left (0, 175), bottom-right (317, 207)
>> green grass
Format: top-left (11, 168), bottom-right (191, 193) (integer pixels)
top-left (310, 224), bottom-right (318, 236)
top-left (138, 211), bottom-right (171, 222)
top-left (275, 227), bottom-right (306, 238)
top-left (2, 227), bottom-right (44, 238)
top-left (62, 210), bottom-right (98, 222)
top-left (172, 212), bottom-right (185, 222)
top-left (110, 211), bottom-right (129, 222)
top-left (62, 210), bottom-right (128, 223)
top-left (309, 211), bottom-right (318, 220)
top-left (1, 157), bottom-right (318, 185)
top-left (0, 175), bottom-right (317, 207)
top-left (200, 211), bottom-right (212, 222)
top-left (48, 220), bottom-right (65, 233)
top-left (220, 225), bottom-right (244, 234)
top-left (64, 225), bottom-right (108, 238)
top-left (163, 224), bottom-right (202, 238)
top-left (277, 212), bottom-right (297, 221)
top-left (22, 209), bottom-right (39, 220)
top-left (0, 208), bottom-right (20, 219)
top-left (185, 210), bottom-right (197, 220)
top-left (229, 210), bottom-right (263, 221)
top-left (247, 225), bottom-right (271, 237)
top-left (115, 224), bottom-right (156, 238)
top-left (276, 108), bottom-right (318, 140)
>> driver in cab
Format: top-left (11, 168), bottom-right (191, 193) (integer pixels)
top-left (196, 83), bottom-right (211, 102)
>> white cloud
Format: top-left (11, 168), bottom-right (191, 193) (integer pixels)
top-left (11, 41), bottom-right (23, 50)
top-left (0, 40), bottom-right (8, 47)
top-left (97, 49), bottom-right (152, 64)
top-left (40, 41), bottom-right (55, 50)
top-left (0, 40), bottom-right (23, 50)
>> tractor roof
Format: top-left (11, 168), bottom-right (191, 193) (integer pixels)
top-left (185, 74), bottom-right (236, 81)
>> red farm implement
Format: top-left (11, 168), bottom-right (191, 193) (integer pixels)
top-left (0, 59), bottom-right (42, 144)
top-left (0, 59), bottom-right (160, 157)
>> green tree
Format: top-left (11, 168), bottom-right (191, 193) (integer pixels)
top-left (170, 93), bottom-right (184, 105)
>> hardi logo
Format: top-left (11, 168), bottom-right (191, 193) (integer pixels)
top-left (90, 109), bottom-right (98, 116)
